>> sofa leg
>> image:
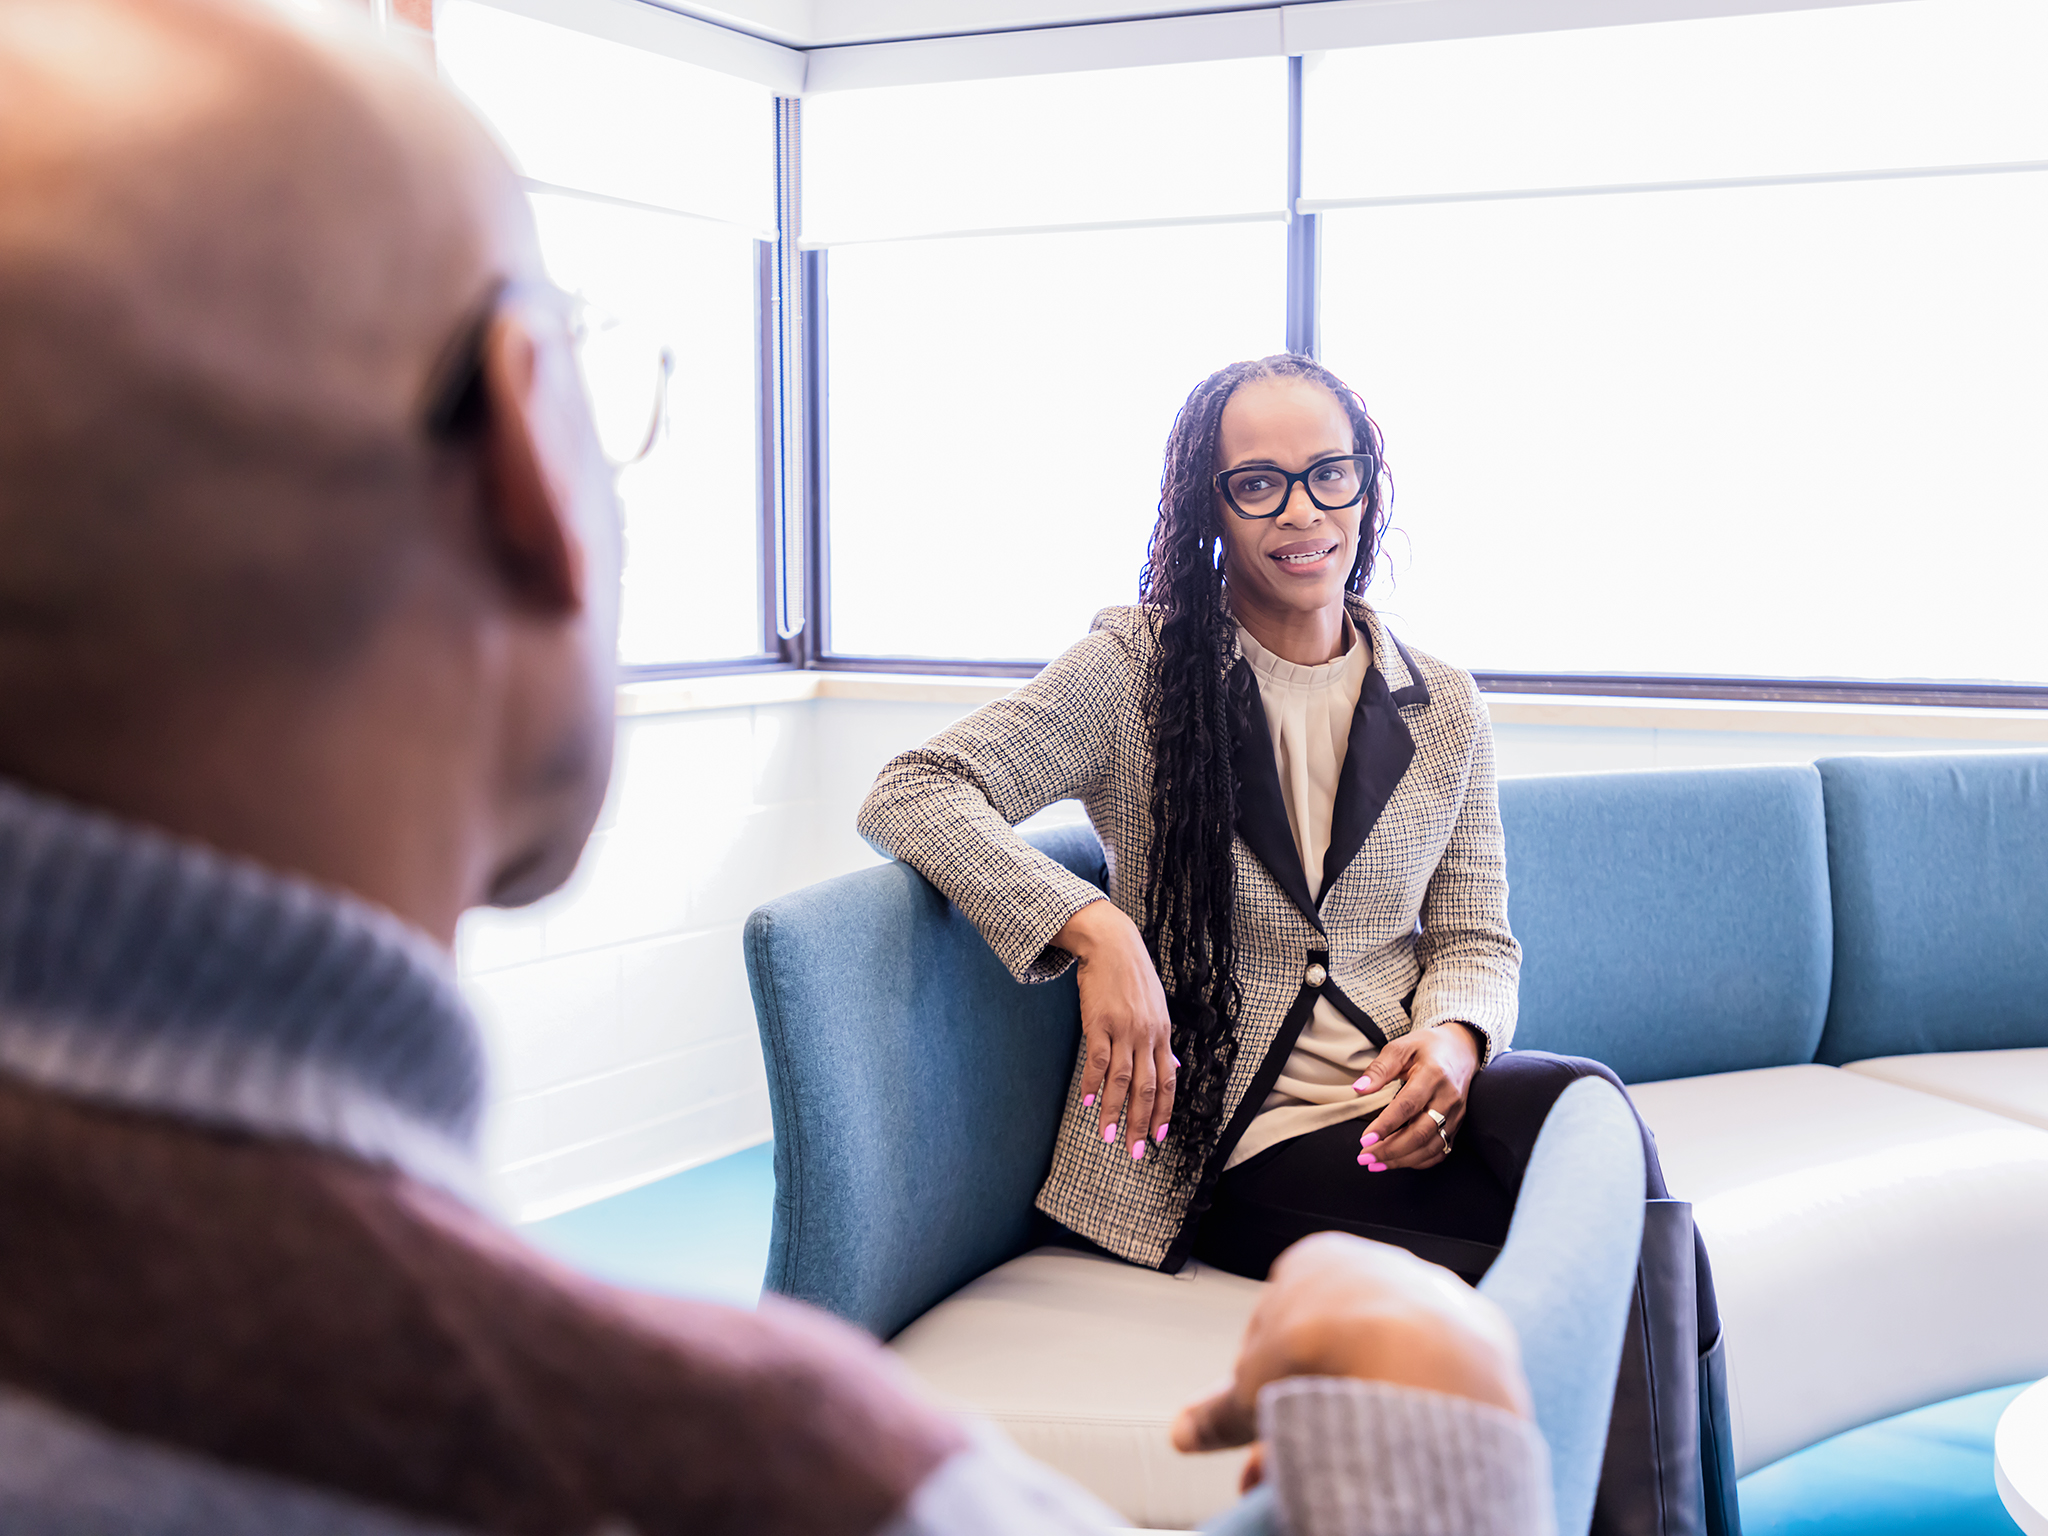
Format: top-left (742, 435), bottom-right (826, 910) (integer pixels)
top-left (1592, 1200), bottom-right (1708, 1536)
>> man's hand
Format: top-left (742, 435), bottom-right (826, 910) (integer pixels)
top-left (1170, 1233), bottom-right (1532, 1461)
top-left (1054, 900), bottom-right (1176, 1163)
top-left (1352, 1023), bottom-right (1481, 1172)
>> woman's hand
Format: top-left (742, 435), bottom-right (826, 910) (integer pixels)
top-left (1351, 1024), bottom-right (1482, 1172)
top-left (1055, 900), bottom-right (1177, 1163)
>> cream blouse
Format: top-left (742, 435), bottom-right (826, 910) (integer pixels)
top-left (1226, 620), bottom-right (1402, 1169)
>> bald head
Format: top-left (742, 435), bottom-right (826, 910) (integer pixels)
top-left (0, 0), bottom-right (536, 671)
top-left (0, 0), bottom-right (624, 938)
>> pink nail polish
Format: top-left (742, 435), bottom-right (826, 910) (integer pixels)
top-left (1360, 1133), bottom-right (1379, 1149)
top-left (1353, 1076), bottom-right (1374, 1092)
top-left (1083, 1094), bottom-right (1095, 1108)
top-left (1155, 1124), bottom-right (1170, 1144)
top-left (1369, 1161), bottom-right (1388, 1173)
top-left (1131, 1141), bottom-right (1146, 1162)
top-left (1357, 1153), bottom-right (1370, 1165)
top-left (1102, 1124), bottom-right (1117, 1144)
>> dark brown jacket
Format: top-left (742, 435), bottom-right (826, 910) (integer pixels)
top-left (0, 1078), bottom-right (962, 1535)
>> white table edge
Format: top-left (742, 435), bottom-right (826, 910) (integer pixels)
top-left (1996, 1379), bottom-right (2048, 1536)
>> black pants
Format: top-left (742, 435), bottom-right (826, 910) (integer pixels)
top-left (1195, 1050), bottom-right (1643, 1278)
top-left (1192, 1051), bottom-right (1737, 1536)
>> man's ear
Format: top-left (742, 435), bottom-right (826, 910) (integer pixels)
top-left (474, 314), bottom-right (585, 615)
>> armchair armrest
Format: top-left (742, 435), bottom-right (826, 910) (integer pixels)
top-left (746, 823), bottom-right (1106, 1337)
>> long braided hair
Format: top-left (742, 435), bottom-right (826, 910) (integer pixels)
top-left (1139, 354), bottom-right (1391, 1190)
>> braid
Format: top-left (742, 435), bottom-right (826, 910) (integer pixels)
top-left (1138, 354), bottom-right (1390, 1196)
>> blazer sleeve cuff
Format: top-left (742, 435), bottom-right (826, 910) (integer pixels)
top-left (1005, 868), bottom-right (1112, 984)
top-left (911, 836), bottom-right (1107, 984)
top-left (1410, 977), bottom-right (1515, 1064)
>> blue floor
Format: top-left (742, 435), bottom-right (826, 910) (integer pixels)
top-left (1738, 1385), bottom-right (2024, 1536)
top-left (521, 1141), bottom-right (776, 1309)
top-left (523, 1144), bottom-right (2023, 1534)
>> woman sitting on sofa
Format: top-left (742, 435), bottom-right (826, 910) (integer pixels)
top-left (859, 354), bottom-right (1727, 1536)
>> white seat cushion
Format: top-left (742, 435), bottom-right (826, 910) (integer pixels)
top-left (1843, 1048), bottom-right (2048, 1131)
top-left (888, 1247), bottom-right (1260, 1529)
top-left (1629, 1063), bottom-right (2048, 1476)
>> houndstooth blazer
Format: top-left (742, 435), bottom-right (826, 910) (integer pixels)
top-left (857, 595), bottom-right (1520, 1271)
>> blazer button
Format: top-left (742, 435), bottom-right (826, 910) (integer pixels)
top-left (1304, 963), bottom-right (1327, 988)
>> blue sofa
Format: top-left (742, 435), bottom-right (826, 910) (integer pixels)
top-left (745, 750), bottom-right (2048, 1528)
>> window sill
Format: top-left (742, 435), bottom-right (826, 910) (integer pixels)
top-left (618, 670), bottom-right (2048, 743)
top-left (1482, 691), bottom-right (2048, 744)
top-left (616, 670), bottom-right (1018, 717)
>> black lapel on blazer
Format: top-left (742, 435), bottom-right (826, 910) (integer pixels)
top-left (1228, 658), bottom-right (1323, 932)
top-left (1319, 979), bottom-right (1390, 1049)
top-left (1385, 630), bottom-right (1432, 709)
top-left (1316, 632), bottom-right (1423, 909)
top-left (1160, 955), bottom-right (1330, 1273)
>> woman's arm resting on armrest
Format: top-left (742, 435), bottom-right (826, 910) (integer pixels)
top-left (857, 620), bottom-right (1142, 985)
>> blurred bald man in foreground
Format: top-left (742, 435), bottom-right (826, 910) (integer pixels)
top-left (0, 3), bottom-right (1565, 1532)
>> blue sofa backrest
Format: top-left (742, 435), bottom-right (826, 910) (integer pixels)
top-left (745, 823), bottom-right (1099, 1338)
top-left (1813, 751), bottom-right (2048, 1064)
top-left (1499, 765), bottom-right (1834, 1083)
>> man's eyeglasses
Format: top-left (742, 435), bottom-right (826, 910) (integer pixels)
top-left (423, 281), bottom-right (672, 469)
top-left (573, 303), bottom-right (673, 467)
top-left (1214, 454), bottom-right (1375, 520)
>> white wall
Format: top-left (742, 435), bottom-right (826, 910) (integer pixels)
top-left (461, 682), bottom-right (2045, 1220)
top-left (459, 688), bottom-right (979, 1219)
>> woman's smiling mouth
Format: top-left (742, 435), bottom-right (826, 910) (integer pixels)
top-left (1270, 539), bottom-right (1340, 568)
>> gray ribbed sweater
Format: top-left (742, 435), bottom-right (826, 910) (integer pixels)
top-left (0, 777), bottom-right (486, 1197)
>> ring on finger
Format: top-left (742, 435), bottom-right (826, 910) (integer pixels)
top-left (1425, 1107), bottom-right (1453, 1156)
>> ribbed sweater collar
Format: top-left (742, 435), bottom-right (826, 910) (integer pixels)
top-left (0, 778), bottom-right (487, 1201)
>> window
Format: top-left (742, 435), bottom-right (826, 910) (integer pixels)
top-left (824, 222), bottom-right (1284, 660)
top-left (433, 0), bottom-right (2048, 700)
top-left (803, 63), bottom-right (1284, 241)
top-left (805, 60), bottom-right (1291, 663)
top-left (437, 2), bottom-right (775, 668)
top-left (1305, 0), bottom-right (2048, 687)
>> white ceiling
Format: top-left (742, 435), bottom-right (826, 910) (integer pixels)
top-left (541, 0), bottom-right (1914, 88)
top-left (650, 0), bottom-right (1301, 48)
top-left (651, 0), bottom-right (1909, 52)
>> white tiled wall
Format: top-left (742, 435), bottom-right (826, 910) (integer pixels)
top-left (459, 693), bottom-right (983, 1220)
top-left (462, 688), bottom-right (2036, 1221)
